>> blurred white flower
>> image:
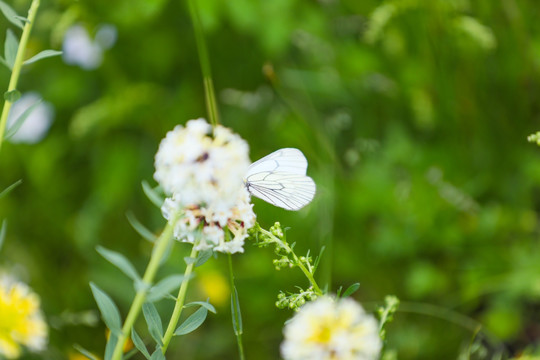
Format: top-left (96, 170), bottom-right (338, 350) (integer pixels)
top-left (0, 275), bottom-right (48, 359)
top-left (281, 296), bottom-right (381, 360)
top-left (95, 24), bottom-right (118, 50)
top-left (7, 92), bottom-right (54, 144)
top-left (154, 118), bottom-right (250, 210)
top-left (62, 24), bottom-right (117, 70)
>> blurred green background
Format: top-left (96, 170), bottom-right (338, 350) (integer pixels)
top-left (1, 0), bottom-right (540, 358)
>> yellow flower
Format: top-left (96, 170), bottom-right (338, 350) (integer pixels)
top-left (0, 276), bottom-right (47, 359)
top-left (281, 296), bottom-right (381, 360)
top-left (197, 270), bottom-right (229, 307)
top-left (106, 329), bottom-right (134, 353)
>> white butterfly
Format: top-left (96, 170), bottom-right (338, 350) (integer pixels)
top-left (245, 148), bottom-right (316, 211)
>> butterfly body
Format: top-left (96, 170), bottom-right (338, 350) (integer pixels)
top-left (245, 148), bottom-right (316, 211)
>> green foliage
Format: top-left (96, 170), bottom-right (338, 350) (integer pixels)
top-left (378, 295), bottom-right (400, 341)
top-left (146, 274), bottom-right (186, 302)
top-left (0, 219), bottom-right (6, 252)
top-left (2, 0), bottom-right (540, 358)
top-left (131, 328), bottom-right (151, 359)
top-left (90, 282), bottom-right (122, 335)
top-left (0, 1), bottom-right (23, 29)
top-left (0, 179), bottom-right (21, 199)
top-left (3, 29), bottom-right (18, 70)
top-left (142, 302), bottom-right (164, 346)
top-left (174, 306), bottom-right (208, 336)
top-left (126, 211), bottom-right (157, 242)
top-left (97, 245), bottom-right (141, 283)
top-left (23, 49), bottom-right (62, 66)
top-left (3, 98), bottom-right (41, 139)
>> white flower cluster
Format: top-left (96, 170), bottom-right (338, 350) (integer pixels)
top-left (281, 296), bottom-right (382, 360)
top-left (155, 119), bottom-right (255, 254)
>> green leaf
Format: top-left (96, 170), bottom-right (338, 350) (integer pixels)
top-left (131, 328), bottom-right (150, 359)
top-left (13, 15), bottom-right (28, 24)
top-left (0, 219), bottom-right (7, 254)
top-left (142, 181), bottom-right (164, 208)
top-left (126, 211), bottom-right (157, 242)
top-left (184, 300), bottom-right (216, 314)
top-left (89, 282), bottom-right (122, 334)
top-left (231, 287), bottom-right (243, 334)
top-left (0, 1), bottom-right (23, 29)
top-left (342, 282), bottom-right (360, 298)
top-left (4, 29), bottom-right (19, 69)
top-left (24, 49), bottom-right (62, 65)
top-left (142, 303), bottom-right (163, 346)
top-left (4, 99), bottom-right (42, 140)
top-left (195, 249), bottom-right (213, 267)
top-left (0, 179), bottom-right (22, 199)
top-left (104, 332), bottom-right (118, 360)
top-left (184, 256), bottom-right (196, 265)
top-left (147, 274), bottom-right (186, 303)
top-left (4, 89), bottom-right (20, 102)
top-left (174, 306), bottom-right (208, 336)
top-left (73, 344), bottom-right (99, 360)
top-left (149, 349), bottom-right (165, 360)
top-left (96, 246), bottom-right (141, 282)
top-left (0, 55), bottom-right (8, 69)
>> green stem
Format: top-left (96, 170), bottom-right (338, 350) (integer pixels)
top-left (111, 212), bottom-right (181, 360)
top-left (228, 254), bottom-right (245, 360)
top-left (260, 228), bottom-right (323, 296)
top-left (187, 0), bottom-right (219, 126)
top-left (162, 245), bottom-right (199, 353)
top-left (0, 0), bottom-right (40, 153)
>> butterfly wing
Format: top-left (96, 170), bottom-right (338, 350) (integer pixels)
top-left (246, 148), bottom-right (308, 177)
top-left (246, 148), bottom-right (316, 211)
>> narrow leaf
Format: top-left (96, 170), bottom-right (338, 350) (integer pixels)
top-left (13, 15), bottom-right (28, 23)
top-left (336, 285), bottom-right (343, 298)
top-left (104, 332), bottom-right (118, 360)
top-left (89, 282), bottom-right (122, 334)
top-left (0, 1), bottom-right (23, 29)
top-left (4, 89), bottom-right (20, 102)
top-left (4, 99), bottom-right (42, 140)
top-left (73, 344), bottom-right (99, 360)
top-left (184, 300), bottom-right (216, 314)
top-left (4, 29), bottom-right (19, 69)
top-left (195, 249), bottom-right (213, 267)
top-left (0, 219), bottom-right (6, 252)
top-left (342, 283), bottom-right (360, 298)
top-left (149, 349), bottom-right (165, 360)
top-left (131, 328), bottom-right (150, 359)
top-left (126, 211), bottom-right (156, 242)
top-left (24, 49), bottom-right (62, 65)
top-left (147, 274), bottom-right (185, 303)
top-left (231, 287), bottom-right (243, 334)
top-left (96, 246), bottom-right (141, 282)
top-left (142, 181), bottom-right (164, 208)
top-left (0, 179), bottom-right (22, 199)
top-left (142, 303), bottom-right (163, 346)
top-left (123, 348), bottom-right (139, 360)
top-left (174, 306), bottom-right (208, 336)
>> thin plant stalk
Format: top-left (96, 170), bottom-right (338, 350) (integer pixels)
top-left (111, 212), bottom-right (181, 360)
top-left (228, 254), bottom-right (245, 360)
top-left (259, 228), bottom-right (323, 296)
top-left (0, 0), bottom-right (40, 153)
top-left (161, 245), bottom-right (199, 353)
top-left (187, 0), bottom-right (219, 127)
